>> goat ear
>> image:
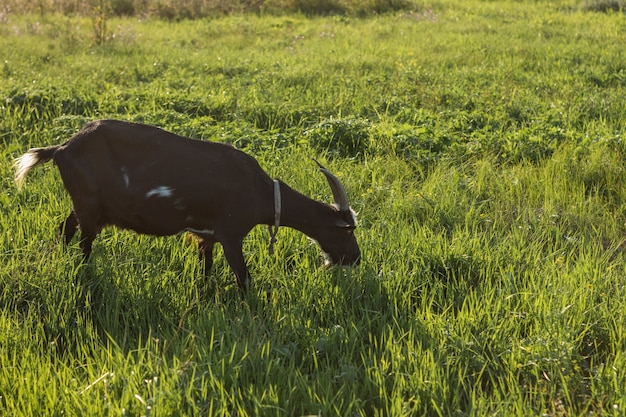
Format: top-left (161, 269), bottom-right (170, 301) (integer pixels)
top-left (335, 219), bottom-right (357, 231)
top-left (335, 207), bottom-right (357, 230)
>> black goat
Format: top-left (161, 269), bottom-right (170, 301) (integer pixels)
top-left (14, 120), bottom-right (360, 293)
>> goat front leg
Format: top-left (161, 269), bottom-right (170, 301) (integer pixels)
top-left (221, 238), bottom-right (251, 295)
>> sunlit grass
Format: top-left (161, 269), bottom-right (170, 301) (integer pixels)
top-left (1, 2), bottom-right (626, 415)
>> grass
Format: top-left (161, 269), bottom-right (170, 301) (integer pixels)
top-left (1, 1), bottom-right (626, 415)
top-left (0, 0), bottom-right (421, 18)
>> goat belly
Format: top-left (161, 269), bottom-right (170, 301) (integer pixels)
top-left (102, 193), bottom-right (201, 237)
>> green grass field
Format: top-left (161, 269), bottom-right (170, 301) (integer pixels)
top-left (1, 1), bottom-right (626, 415)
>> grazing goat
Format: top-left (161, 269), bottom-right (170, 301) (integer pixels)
top-left (14, 120), bottom-right (360, 293)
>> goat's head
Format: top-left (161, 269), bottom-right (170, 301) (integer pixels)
top-left (313, 159), bottom-right (361, 266)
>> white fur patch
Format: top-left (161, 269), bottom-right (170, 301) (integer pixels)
top-left (121, 167), bottom-right (130, 188)
top-left (186, 228), bottom-right (214, 236)
top-left (145, 186), bottom-right (174, 198)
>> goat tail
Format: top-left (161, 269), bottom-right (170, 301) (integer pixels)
top-left (14, 145), bottom-right (60, 189)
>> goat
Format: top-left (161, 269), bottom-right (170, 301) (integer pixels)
top-left (14, 119), bottom-right (360, 293)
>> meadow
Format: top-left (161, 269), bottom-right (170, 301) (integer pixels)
top-left (1, 1), bottom-right (626, 415)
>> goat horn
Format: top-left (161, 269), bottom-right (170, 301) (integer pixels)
top-left (313, 158), bottom-right (351, 211)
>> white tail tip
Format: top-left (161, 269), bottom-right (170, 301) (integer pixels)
top-left (14, 151), bottom-right (40, 189)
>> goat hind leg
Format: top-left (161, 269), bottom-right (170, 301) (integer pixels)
top-left (58, 210), bottom-right (79, 245)
top-left (77, 228), bottom-right (98, 260)
top-left (72, 205), bottom-right (102, 260)
top-left (197, 237), bottom-right (216, 274)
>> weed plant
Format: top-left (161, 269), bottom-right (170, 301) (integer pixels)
top-left (1, 1), bottom-right (626, 415)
